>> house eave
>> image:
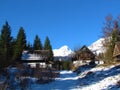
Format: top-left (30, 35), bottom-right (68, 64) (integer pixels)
top-left (113, 53), bottom-right (120, 57)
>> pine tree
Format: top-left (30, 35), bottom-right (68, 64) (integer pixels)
top-left (13, 27), bottom-right (26, 61)
top-left (44, 36), bottom-right (53, 61)
top-left (26, 42), bottom-right (33, 51)
top-left (0, 21), bottom-right (13, 67)
top-left (33, 35), bottom-right (42, 50)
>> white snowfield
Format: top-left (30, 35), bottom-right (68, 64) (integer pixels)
top-left (53, 45), bottom-right (73, 57)
top-left (56, 71), bottom-right (78, 81)
top-left (77, 75), bottom-right (120, 90)
top-left (88, 38), bottom-right (105, 54)
top-left (72, 65), bottom-right (120, 90)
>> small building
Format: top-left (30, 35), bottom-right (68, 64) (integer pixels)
top-left (113, 42), bottom-right (120, 61)
top-left (72, 45), bottom-right (95, 65)
top-left (21, 50), bottom-right (52, 68)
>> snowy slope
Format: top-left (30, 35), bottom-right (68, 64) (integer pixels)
top-left (88, 38), bottom-right (105, 54)
top-left (72, 64), bottom-right (120, 90)
top-left (53, 45), bottom-right (73, 57)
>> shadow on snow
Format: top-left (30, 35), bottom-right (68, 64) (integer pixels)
top-left (77, 64), bottom-right (120, 89)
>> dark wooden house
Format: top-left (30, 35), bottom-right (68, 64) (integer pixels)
top-left (72, 45), bottom-right (95, 65)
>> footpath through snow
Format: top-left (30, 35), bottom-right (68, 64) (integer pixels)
top-left (31, 71), bottom-right (79, 90)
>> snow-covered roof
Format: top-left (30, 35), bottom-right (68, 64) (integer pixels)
top-left (21, 50), bottom-right (49, 60)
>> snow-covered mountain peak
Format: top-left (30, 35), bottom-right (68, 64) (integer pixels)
top-left (60, 45), bottom-right (70, 51)
top-left (88, 38), bottom-right (105, 54)
top-left (53, 45), bottom-right (73, 57)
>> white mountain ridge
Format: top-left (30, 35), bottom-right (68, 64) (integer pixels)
top-left (53, 45), bottom-right (73, 57)
top-left (53, 38), bottom-right (105, 57)
top-left (88, 38), bottom-right (105, 54)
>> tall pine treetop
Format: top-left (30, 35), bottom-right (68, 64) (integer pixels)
top-left (1, 21), bottom-right (12, 44)
top-left (13, 27), bottom-right (27, 61)
top-left (16, 27), bottom-right (26, 50)
top-left (44, 36), bottom-right (53, 61)
top-left (0, 21), bottom-right (13, 67)
top-left (33, 35), bottom-right (42, 50)
top-left (44, 36), bottom-right (51, 50)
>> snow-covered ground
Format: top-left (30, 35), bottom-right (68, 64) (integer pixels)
top-left (73, 65), bottom-right (120, 90)
top-left (30, 71), bottom-right (79, 90)
top-left (1, 64), bottom-right (120, 90)
top-left (31, 65), bottom-right (120, 90)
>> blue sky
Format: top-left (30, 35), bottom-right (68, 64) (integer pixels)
top-left (0, 0), bottom-right (120, 50)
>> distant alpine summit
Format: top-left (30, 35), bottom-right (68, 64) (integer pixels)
top-left (53, 45), bottom-right (73, 57)
top-left (88, 38), bottom-right (105, 54)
